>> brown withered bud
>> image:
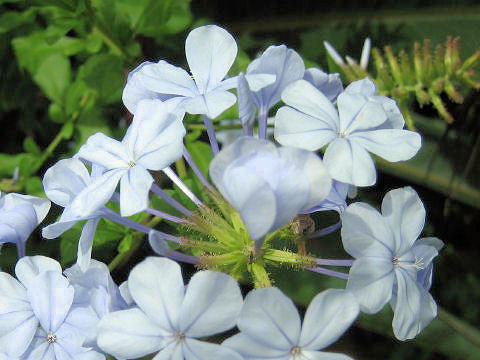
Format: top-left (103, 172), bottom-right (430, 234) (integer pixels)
top-left (291, 214), bottom-right (315, 236)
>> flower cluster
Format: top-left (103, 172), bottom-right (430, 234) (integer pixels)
top-left (0, 24), bottom-right (444, 359)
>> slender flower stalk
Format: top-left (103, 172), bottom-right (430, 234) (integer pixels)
top-left (182, 145), bottom-right (214, 190)
top-left (150, 183), bottom-right (192, 216)
top-left (306, 221), bottom-right (342, 239)
top-left (202, 114), bottom-right (221, 154)
top-left (257, 107), bottom-right (269, 139)
top-left (162, 167), bottom-right (203, 207)
top-left (144, 207), bottom-right (185, 223)
top-left (307, 266), bottom-right (349, 280)
top-left (315, 258), bottom-right (354, 267)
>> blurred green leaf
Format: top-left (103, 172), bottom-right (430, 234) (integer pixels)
top-left (117, 233), bottom-right (133, 254)
top-left (48, 102), bottom-right (67, 123)
top-left (0, 153), bottom-right (28, 176)
top-left (19, 154), bottom-right (42, 177)
top-left (185, 140), bottom-right (213, 178)
top-left (77, 53), bottom-right (124, 104)
top-left (0, 10), bottom-right (36, 34)
top-left (24, 176), bottom-right (44, 196)
top-left (23, 138), bottom-right (41, 155)
top-left (33, 54), bottom-right (71, 104)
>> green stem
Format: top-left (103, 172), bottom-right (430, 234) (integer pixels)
top-left (92, 25), bottom-right (127, 58)
top-left (438, 307), bottom-right (480, 347)
top-left (108, 217), bottom-right (163, 271)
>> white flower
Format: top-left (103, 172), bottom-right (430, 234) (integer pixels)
top-left (209, 136), bottom-right (331, 240)
top-left (224, 287), bottom-right (359, 360)
top-left (97, 257), bottom-right (243, 360)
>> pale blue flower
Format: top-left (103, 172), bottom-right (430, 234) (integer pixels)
top-left (209, 136), bottom-right (331, 241)
top-left (324, 38), bottom-right (371, 70)
top-left (0, 256), bottom-right (103, 359)
top-left (341, 187), bottom-right (444, 340)
top-left (304, 180), bottom-right (349, 214)
top-left (76, 99), bottom-right (186, 217)
top-left (42, 158), bottom-right (105, 271)
top-left (132, 25), bottom-right (275, 119)
top-left (223, 287), bottom-right (359, 360)
top-left (0, 192), bottom-right (50, 258)
top-left (97, 257), bottom-right (243, 360)
top-left (274, 78), bottom-right (421, 186)
top-left (303, 68), bottom-right (343, 103)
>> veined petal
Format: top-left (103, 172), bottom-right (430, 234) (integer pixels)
top-left (300, 290), bottom-right (359, 350)
top-left (323, 138), bottom-right (376, 186)
top-left (69, 169), bottom-right (125, 218)
top-left (184, 338), bottom-right (243, 360)
top-left (180, 271), bottom-right (243, 337)
top-left (0, 204), bottom-right (37, 243)
top-left (350, 129), bottom-right (421, 162)
top-left (301, 351), bottom-right (353, 360)
top-left (152, 341), bottom-right (184, 360)
top-left (237, 287), bottom-right (301, 350)
top-left (281, 80), bottom-right (339, 130)
top-left (2, 194), bottom-right (51, 226)
top-left (218, 73), bottom-right (277, 92)
top-left (183, 90), bottom-right (237, 119)
top-left (42, 218), bottom-right (79, 240)
top-left (274, 106), bottom-right (338, 151)
top-left (15, 256), bottom-right (62, 288)
top-left (128, 257), bottom-right (184, 331)
top-left (339, 95), bottom-right (387, 134)
top-left (27, 271), bottom-right (74, 333)
top-left (97, 307), bottom-right (166, 359)
top-left (237, 73), bottom-right (255, 128)
top-left (392, 269), bottom-right (437, 340)
top-left (136, 60), bottom-right (198, 97)
top-left (122, 99), bottom-right (185, 163)
top-left (341, 202), bottom-right (395, 258)
top-left (305, 180), bottom-right (349, 214)
top-left (381, 187), bottom-right (426, 255)
top-left (76, 218), bottom-right (101, 272)
top-left (346, 257), bottom-right (395, 313)
top-left (185, 25), bottom-right (237, 94)
top-left (247, 45), bottom-right (305, 110)
top-left (344, 78), bottom-right (379, 96)
top-left (223, 333), bottom-right (290, 360)
top-left (119, 166), bottom-right (153, 216)
top-left (43, 158), bottom-right (91, 207)
top-left (303, 68), bottom-right (343, 103)
top-left (77, 133), bottom-right (130, 170)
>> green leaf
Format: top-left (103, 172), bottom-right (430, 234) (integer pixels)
top-left (185, 140), bottom-right (213, 178)
top-left (19, 154), bottom-right (42, 177)
top-left (23, 138), bottom-right (41, 155)
top-left (30, 0), bottom-right (78, 12)
top-left (0, 10), bottom-right (36, 34)
top-left (77, 54), bottom-right (124, 104)
top-left (25, 176), bottom-right (44, 196)
top-left (0, 153), bottom-right (28, 176)
top-left (48, 102), bottom-right (67, 123)
top-left (33, 54), bottom-right (71, 104)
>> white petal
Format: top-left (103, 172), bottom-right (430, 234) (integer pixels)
top-left (237, 73), bottom-right (255, 128)
top-left (300, 290), bottom-right (359, 350)
top-left (381, 187), bottom-right (426, 255)
top-left (128, 257), bottom-right (184, 331)
top-left (122, 61), bottom-right (168, 114)
top-left (277, 147), bottom-right (331, 210)
top-left (238, 287), bottom-right (301, 350)
top-left (119, 166), bottom-right (153, 216)
top-left (183, 90), bottom-right (237, 119)
top-left (43, 158), bottom-right (91, 207)
top-left (244, 73), bottom-right (277, 91)
top-left (0, 203), bottom-right (38, 243)
top-left (2, 194), bottom-right (51, 226)
top-left (186, 25), bottom-right (237, 94)
top-left (247, 45), bottom-right (305, 110)
top-left (118, 281), bottom-right (134, 306)
top-left (23, 340), bottom-right (55, 360)
top-left (323, 138), bottom-right (377, 186)
top-left (392, 269), bottom-right (437, 340)
top-left (42, 218), bottom-right (78, 239)
top-left (344, 78), bottom-right (379, 96)
top-left (274, 106), bottom-right (338, 151)
top-left (97, 307), bottom-right (166, 359)
top-left (15, 256), bottom-right (62, 288)
top-left (281, 80), bottom-right (339, 130)
top-left (180, 271), bottom-right (242, 337)
top-left (223, 333), bottom-right (290, 360)
top-left (136, 60), bottom-right (198, 97)
top-left (350, 129), bottom-right (421, 161)
top-left (77, 133), bottom-right (130, 170)
top-left (341, 202), bottom-right (395, 258)
top-left (303, 68), bottom-right (343, 102)
top-left (301, 350), bottom-right (353, 360)
top-left (152, 341), bottom-right (184, 360)
top-left (69, 169), bottom-right (125, 218)
top-left (337, 93), bottom-right (386, 133)
top-left (346, 257), bottom-right (394, 314)
top-left (76, 218), bottom-right (101, 272)
top-left (27, 271), bottom-right (74, 332)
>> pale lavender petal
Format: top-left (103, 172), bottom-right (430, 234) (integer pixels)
top-left (183, 90), bottom-right (237, 119)
top-left (303, 68), bottom-right (343, 103)
top-left (77, 133), bottom-right (130, 170)
top-left (77, 218), bottom-right (101, 271)
top-left (15, 256), bottom-right (62, 288)
top-left (185, 25), bottom-right (237, 94)
top-left (223, 333), bottom-right (290, 360)
top-left (119, 166), bottom-right (153, 216)
top-left (180, 271), bottom-right (243, 337)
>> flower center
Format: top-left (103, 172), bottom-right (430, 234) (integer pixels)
top-left (393, 256), bottom-right (425, 270)
top-left (174, 331), bottom-right (186, 343)
top-left (338, 131), bottom-right (347, 138)
top-left (127, 160), bottom-right (136, 168)
top-left (290, 346), bottom-right (302, 356)
top-left (46, 332), bottom-right (57, 344)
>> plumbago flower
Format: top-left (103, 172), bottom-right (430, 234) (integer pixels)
top-left (130, 25), bottom-right (275, 120)
top-left (224, 287), bottom-right (359, 360)
top-left (341, 187), bottom-right (444, 340)
top-left (303, 68), bottom-right (344, 103)
top-left (0, 192), bottom-right (50, 258)
top-left (209, 136), bottom-right (332, 241)
top-left (97, 257), bottom-right (243, 360)
top-left (0, 256), bottom-right (104, 359)
top-left (75, 98), bottom-right (185, 217)
top-left (275, 78), bottom-right (421, 186)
